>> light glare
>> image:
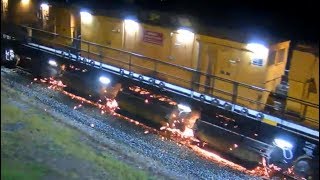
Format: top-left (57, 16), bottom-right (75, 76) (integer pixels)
top-left (21, 0), bottom-right (30, 5)
top-left (99, 76), bottom-right (111, 85)
top-left (48, 60), bottom-right (57, 67)
top-left (40, 3), bottom-right (49, 11)
top-left (176, 29), bottom-right (194, 43)
top-left (247, 43), bottom-right (269, 60)
top-left (80, 11), bottom-right (93, 24)
top-left (124, 19), bottom-right (139, 34)
top-left (274, 138), bottom-right (293, 149)
top-left (177, 104), bottom-right (192, 113)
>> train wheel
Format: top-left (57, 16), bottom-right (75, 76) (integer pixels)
top-left (293, 155), bottom-right (313, 179)
top-left (3, 54), bottom-right (20, 68)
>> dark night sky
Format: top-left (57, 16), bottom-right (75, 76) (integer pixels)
top-left (62, 0), bottom-right (319, 44)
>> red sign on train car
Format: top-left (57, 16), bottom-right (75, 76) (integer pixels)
top-left (143, 30), bottom-right (163, 45)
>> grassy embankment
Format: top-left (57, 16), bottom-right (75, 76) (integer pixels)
top-left (1, 82), bottom-right (152, 180)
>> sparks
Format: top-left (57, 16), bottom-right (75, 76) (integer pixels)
top-left (35, 76), bottom-right (272, 179)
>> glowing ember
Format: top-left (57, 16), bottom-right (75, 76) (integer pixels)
top-left (129, 86), bottom-right (177, 106)
top-left (190, 145), bottom-right (247, 171)
top-left (181, 128), bottom-right (194, 138)
top-left (106, 99), bottom-right (118, 112)
top-left (268, 164), bottom-right (282, 171)
top-left (144, 99), bottom-right (149, 103)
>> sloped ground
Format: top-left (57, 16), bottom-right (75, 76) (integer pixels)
top-left (1, 73), bottom-right (154, 180)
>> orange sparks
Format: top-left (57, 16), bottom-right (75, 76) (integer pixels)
top-left (181, 128), bottom-right (194, 138)
top-left (129, 86), bottom-right (177, 106)
top-left (36, 77), bottom-right (273, 179)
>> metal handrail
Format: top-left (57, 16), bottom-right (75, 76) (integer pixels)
top-left (33, 26), bottom-right (320, 107)
top-left (2, 23), bottom-right (318, 125)
top-left (18, 25), bottom-right (319, 107)
top-left (20, 25), bottom-right (269, 92)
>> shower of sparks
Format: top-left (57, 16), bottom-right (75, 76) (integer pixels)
top-left (29, 72), bottom-right (305, 180)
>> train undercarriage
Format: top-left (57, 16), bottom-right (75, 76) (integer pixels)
top-left (1, 32), bottom-right (319, 179)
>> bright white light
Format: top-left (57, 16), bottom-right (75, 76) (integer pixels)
top-left (177, 104), bottom-right (192, 113)
top-left (176, 29), bottom-right (194, 43)
top-left (21, 0), bottom-right (30, 5)
top-left (80, 11), bottom-right (93, 24)
top-left (40, 3), bottom-right (49, 11)
top-left (5, 49), bottom-right (15, 61)
top-left (274, 138), bottom-right (293, 149)
top-left (247, 43), bottom-right (269, 60)
top-left (48, 59), bottom-right (57, 67)
top-left (2, 0), bottom-right (8, 13)
top-left (124, 19), bottom-right (139, 34)
top-left (99, 76), bottom-right (111, 85)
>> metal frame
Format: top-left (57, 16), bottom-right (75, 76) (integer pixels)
top-left (1, 23), bottom-right (319, 139)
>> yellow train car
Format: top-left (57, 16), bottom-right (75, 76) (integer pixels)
top-left (78, 10), bottom-right (289, 111)
top-left (2, 0), bottom-right (318, 128)
top-left (1, 0), bottom-right (38, 25)
top-left (286, 44), bottom-right (319, 128)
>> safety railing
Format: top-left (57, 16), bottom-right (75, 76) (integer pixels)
top-left (2, 22), bottom-right (319, 129)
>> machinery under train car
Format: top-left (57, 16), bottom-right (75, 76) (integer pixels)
top-left (1, 0), bottom-right (319, 179)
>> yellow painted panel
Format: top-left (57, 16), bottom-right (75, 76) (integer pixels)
top-left (262, 118), bottom-right (278, 126)
top-left (289, 50), bottom-right (316, 83)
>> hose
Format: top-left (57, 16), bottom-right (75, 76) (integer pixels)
top-left (282, 147), bottom-right (293, 160)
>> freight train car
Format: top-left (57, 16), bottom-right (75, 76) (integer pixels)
top-left (2, 0), bottom-right (317, 127)
top-left (1, 0), bottom-right (319, 179)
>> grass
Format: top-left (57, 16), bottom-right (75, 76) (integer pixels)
top-left (1, 160), bottom-right (50, 180)
top-left (1, 83), bottom-right (152, 180)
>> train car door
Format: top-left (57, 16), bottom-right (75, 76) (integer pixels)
top-left (195, 42), bottom-right (218, 94)
top-left (169, 31), bottom-right (195, 68)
